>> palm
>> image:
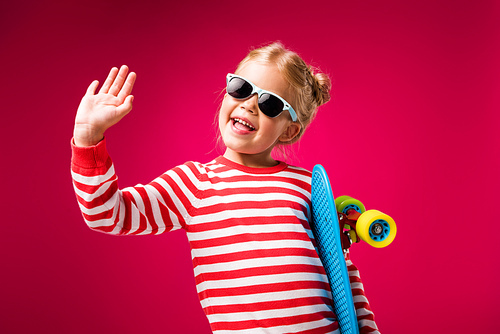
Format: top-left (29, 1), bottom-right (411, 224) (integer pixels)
top-left (77, 92), bottom-right (123, 127)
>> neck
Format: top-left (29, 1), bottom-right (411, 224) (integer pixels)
top-left (223, 148), bottom-right (279, 168)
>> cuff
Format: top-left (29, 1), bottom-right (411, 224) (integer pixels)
top-left (71, 137), bottom-right (110, 169)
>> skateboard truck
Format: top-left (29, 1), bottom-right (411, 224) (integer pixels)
top-left (335, 196), bottom-right (397, 249)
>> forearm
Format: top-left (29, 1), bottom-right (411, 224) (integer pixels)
top-left (346, 257), bottom-right (380, 334)
top-left (71, 138), bottom-right (182, 235)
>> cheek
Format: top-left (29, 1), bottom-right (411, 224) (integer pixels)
top-left (259, 120), bottom-right (286, 141)
top-left (218, 99), bottom-right (233, 130)
top-left (219, 96), bottom-right (235, 117)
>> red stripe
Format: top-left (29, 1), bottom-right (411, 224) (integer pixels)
top-left (286, 321), bottom-right (339, 334)
top-left (202, 184), bottom-right (309, 201)
top-left (171, 165), bottom-right (203, 199)
top-left (82, 206), bottom-right (114, 222)
top-left (121, 192), bottom-right (134, 232)
top-left (75, 182), bottom-right (119, 209)
top-left (206, 296), bottom-right (332, 314)
top-left (91, 224), bottom-right (117, 233)
top-left (149, 182), bottom-right (185, 228)
top-left (196, 172), bottom-right (310, 189)
top-left (358, 325), bottom-right (378, 333)
top-left (349, 274), bottom-right (362, 284)
top-left (134, 186), bottom-right (158, 233)
top-left (195, 263), bottom-right (326, 284)
top-left (200, 280), bottom-right (330, 299)
top-left (132, 210), bottom-right (148, 234)
top-left (191, 199), bottom-right (308, 217)
top-left (72, 174), bottom-right (116, 195)
top-left (154, 170), bottom-right (196, 219)
top-left (193, 247), bottom-right (321, 266)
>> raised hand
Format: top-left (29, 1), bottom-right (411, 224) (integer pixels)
top-left (73, 65), bottom-right (137, 147)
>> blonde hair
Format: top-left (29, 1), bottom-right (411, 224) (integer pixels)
top-left (235, 42), bottom-right (332, 143)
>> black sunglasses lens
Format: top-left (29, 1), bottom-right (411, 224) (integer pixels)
top-left (227, 77), bottom-right (253, 99)
top-left (258, 94), bottom-right (284, 118)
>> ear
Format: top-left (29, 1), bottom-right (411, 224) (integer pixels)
top-left (279, 122), bottom-right (301, 143)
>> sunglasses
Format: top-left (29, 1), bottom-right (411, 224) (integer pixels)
top-left (226, 73), bottom-right (297, 122)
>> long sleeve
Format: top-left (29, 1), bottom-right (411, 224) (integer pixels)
top-left (347, 254), bottom-right (380, 334)
top-left (71, 138), bottom-right (200, 235)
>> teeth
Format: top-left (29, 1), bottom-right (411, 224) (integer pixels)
top-left (233, 118), bottom-right (255, 130)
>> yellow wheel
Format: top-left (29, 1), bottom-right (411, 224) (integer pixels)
top-left (335, 196), bottom-right (366, 214)
top-left (356, 210), bottom-right (396, 248)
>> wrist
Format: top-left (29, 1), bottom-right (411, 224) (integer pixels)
top-left (73, 124), bottom-right (105, 147)
top-left (73, 136), bottom-right (104, 147)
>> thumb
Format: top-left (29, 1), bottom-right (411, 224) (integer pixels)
top-left (116, 95), bottom-right (134, 116)
top-left (86, 80), bottom-right (99, 95)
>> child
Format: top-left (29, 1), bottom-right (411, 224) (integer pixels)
top-left (71, 42), bottom-right (380, 333)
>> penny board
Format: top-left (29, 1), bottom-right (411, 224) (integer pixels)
top-left (311, 164), bottom-right (359, 334)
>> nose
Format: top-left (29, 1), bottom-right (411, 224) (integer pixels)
top-left (240, 94), bottom-right (259, 114)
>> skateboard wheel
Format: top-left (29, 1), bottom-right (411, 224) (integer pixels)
top-left (356, 210), bottom-right (396, 248)
top-left (335, 196), bottom-right (366, 215)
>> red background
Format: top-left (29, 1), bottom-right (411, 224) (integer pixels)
top-left (2, 1), bottom-right (499, 333)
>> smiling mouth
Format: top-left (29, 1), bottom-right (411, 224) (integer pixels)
top-left (232, 118), bottom-right (256, 131)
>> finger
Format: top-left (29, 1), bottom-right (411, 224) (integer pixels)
top-left (116, 95), bottom-right (134, 116)
top-left (86, 80), bottom-right (100, 95)
top-left (117, 71), bottom-right (137, 103)
top-left (108, 65), bottom-right (129, 96)
top-left (99, 67), bottom-right (119, 94)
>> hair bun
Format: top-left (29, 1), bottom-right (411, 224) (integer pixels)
top-left (312, 71), bottom-right (331, 106)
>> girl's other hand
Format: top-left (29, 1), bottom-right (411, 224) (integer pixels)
top-left (73, 65), bottom-right (137, 147)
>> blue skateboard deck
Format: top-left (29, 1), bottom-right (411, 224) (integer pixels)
top-left (311, 165), bottom-right (359, 334)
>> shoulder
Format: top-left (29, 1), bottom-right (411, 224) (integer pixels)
top-left (166, 159), bottom-right (228, 184)
top-left (282, 164), bottom-right (312, 183)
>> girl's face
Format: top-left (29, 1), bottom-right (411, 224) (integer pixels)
top-left (218, 61), bottom-right (300, 167)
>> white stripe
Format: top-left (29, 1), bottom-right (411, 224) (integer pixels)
top-left (358, 319), bottom-right (378, 332)
top-left (78, 191), bottom-right (120, 215)
top-left (192, 239), bottom-right (314, 257)
top-left (197, 272), bottom-right (328, 293)
top-left (356, 307), bottom-right (375, 317)
top-left (153, 175), bottom-right (195, 219)
top-left (207, 304), bottom-right (332, 324)
top-left (190, 207), bottom-right (307, 226)
top-left (200, 288), bottom-right (330, 307)
top-left (84, 200), bottom-right (119, 228)
top-left (71, 165), bottom-right (115, 186)
top-left (196, 179), bottom-right (310, 199)
top-left (112, 198), bottom-right (127, 233)
top-left (350, 282), bottom-right (364, 290)
top-left (203, 166), bottom-right (311, 183)
top-left (198, 191), bottom-right (308, 208)
top-left (139, 183), bottom-right (183, 230)
top-left (353, 294), bottom-right (369, 304)
top-left (141, 185), bottom-right (168, 233)
top-left (187, 222), bottom-right (309, 241)
top-left (73, 176), bottom-right (115, 202)
top-left (126, 187), bottom-right (145, 234)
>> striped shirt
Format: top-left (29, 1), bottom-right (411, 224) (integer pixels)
top-left (71, 138), bottom-right (380, 334)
